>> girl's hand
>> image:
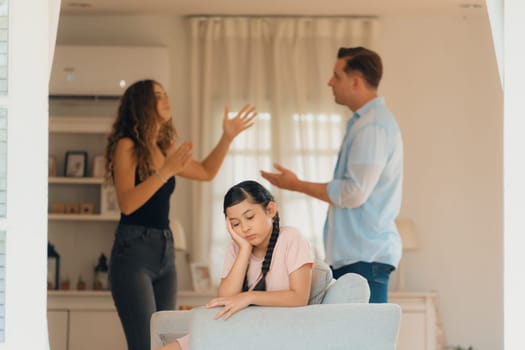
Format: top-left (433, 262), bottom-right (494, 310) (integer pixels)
top-left (223, 104), bottom-right (257, 141)
top-left (163, 141), bottom-right (193, 176)
top-left (206, 292), bottom-right (253, 320)
top-left (226, 219), bottom-right (252, 253)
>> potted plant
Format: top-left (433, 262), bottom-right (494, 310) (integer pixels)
top-left (76, 275), bottom-right (86, 290)
top-left (60, 276), bottom-right (70, 290)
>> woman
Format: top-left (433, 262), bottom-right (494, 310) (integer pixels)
top-left (105, 79), bottom-right (256, 350)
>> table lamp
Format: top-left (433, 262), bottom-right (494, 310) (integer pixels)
top-left (395, 218), bottom-right (418, 291)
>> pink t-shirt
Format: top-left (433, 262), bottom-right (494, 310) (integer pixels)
top-left (176, 226), bottom-right (313, 350)
top-left (222, 225), bottom-right (314, 290)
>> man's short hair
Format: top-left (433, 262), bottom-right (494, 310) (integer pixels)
top-left (337, 47), bottom-right (383, 88)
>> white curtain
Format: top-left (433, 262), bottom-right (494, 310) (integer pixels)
top-left (188, 16), bottom-right (379, 282)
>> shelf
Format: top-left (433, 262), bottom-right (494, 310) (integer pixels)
top-left (49, 213), bottom-right (120, 221)
top-left (49, 176), bottom-right (105, 185)
top-left (49, 116), bottom-right (113, 134)
top-left (48, 290), bottom-right (114, 311)
top-left (48, 290), bottom-right (111, 297)
top-left (48, 290), bottom-right (216, 311)
top-left (47, 290), bottom-right (214, 298)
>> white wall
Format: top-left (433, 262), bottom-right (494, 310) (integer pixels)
top-left (56, 12), bottom-right (503, 349)
top-left (380, 15), bottom-right (503, 350)
top-left (503, 2), bottom-right (525, 348)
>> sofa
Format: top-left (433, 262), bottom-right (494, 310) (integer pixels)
top-left (151, 261), bottom-right (401, 350)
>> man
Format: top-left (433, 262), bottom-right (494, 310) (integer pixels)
top-left (261, 47), bottom-right (403, 303)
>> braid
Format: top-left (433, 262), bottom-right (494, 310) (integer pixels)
top-left (250, 213), bottom-right (280, 291)
top-left (242, 274), bottom-right (249, 292)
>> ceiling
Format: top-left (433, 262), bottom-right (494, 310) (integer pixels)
top-left (60, 0), bottom-right (487, 17)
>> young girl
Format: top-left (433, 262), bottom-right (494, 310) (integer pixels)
top-left (162, 180), bottom-right (314, 350)
top-left (106, 79), bottom-right (256, 350)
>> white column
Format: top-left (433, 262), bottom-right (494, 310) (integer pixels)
top-left (4, 0), bottom-right (57, 349)
top-left (504, 1), bottom-right (525, 349)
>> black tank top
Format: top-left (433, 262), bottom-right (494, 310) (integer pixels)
top-left (119, 171), bottom-right (176, 229)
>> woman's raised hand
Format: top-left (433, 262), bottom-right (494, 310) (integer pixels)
top-left (163, 141), bottom-right (193, 176)
top-left (222, 104), bottom-right (257, 142)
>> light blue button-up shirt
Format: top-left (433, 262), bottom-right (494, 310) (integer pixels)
top-left (324, 97), bottom-right (403, 268)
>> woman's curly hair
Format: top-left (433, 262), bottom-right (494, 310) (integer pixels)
top-left (104, 79), bottom-right (176, 183)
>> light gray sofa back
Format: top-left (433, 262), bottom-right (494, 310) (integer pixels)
top-left (190, 303), bottom-right (401, 350)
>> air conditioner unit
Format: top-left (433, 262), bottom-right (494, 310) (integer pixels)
top-left (50, 45), bottom-right (170, 98)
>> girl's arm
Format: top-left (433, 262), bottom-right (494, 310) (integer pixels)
top-left (245, 263), bottom-right (313, 306)
top-left (216, 221), bottom-right (253, 297)
top-left (216, 249), bottom-right (251, 297)
top-left (178, 104), bottom-right (256, 181)
top-left (113, 138), bottom-right (191, 215)
top-left (207, 263), bottom-right (313, 320)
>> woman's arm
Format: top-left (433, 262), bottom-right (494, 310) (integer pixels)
top-left (207, 263), bottom-right (313, 320)
top-left (176, 134), bottom-right (231, 181)
top-left (178, 104), bottom-right (256, 181)
top-left (113, 138), bottom-right (191, 215)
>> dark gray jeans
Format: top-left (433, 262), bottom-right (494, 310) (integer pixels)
top-left (109, 224), bottom-right (177, 350)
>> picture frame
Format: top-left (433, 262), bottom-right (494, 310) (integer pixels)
top-left (64, 151), bottom-right (87, 177)
top-left (100, 185), bottom-right (120, 216)
top-left (190, 263), bottom-right (213, 292)
top-left (92, 155), bottom-right (106, 178)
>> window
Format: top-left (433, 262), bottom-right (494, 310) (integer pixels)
top-left (188, 16), bottom-right (376, 283)
top-left (281, 113), bottom-right (343, 258)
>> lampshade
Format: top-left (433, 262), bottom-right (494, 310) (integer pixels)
top-left (396, 218), bottom-right (418, 251)
top-left (170, 219), bottom-right (187, 251)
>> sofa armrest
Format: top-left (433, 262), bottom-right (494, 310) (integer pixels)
top-left (189, 303), bottom-right (401, 350)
